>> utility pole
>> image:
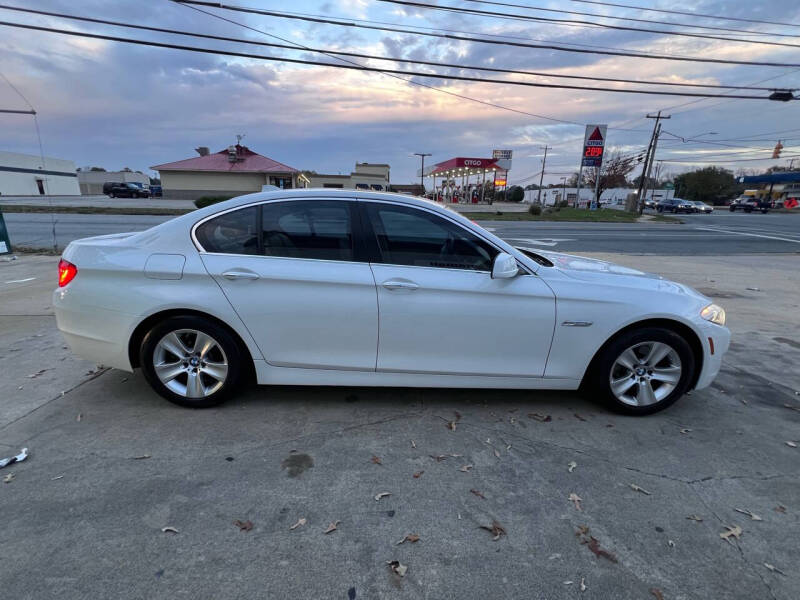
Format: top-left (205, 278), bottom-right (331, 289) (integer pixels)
top-left (636, 111), bottom-right (670, 214)
top-left (641, 123), bottom-right (663, 210)
top-left (414, 152), bottom-right (431, 195)
top-left (536, 145), bottom-right (549, 204)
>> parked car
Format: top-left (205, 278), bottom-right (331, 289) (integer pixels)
top-left (149, 185), bottom-right (163, 197)
top-left (691, 201), bottom-right (714, 213)
top-left (657, 198), bottom-right (695, 213)
top-left (54, 190), bottom-right (729, 415)
top-left (729, 195), bottom-right (769, 213)
top-left (102, 182), bottom-right (120, 195)
top-left (644, 199), bottom-right (657, 209)
top-left (108, 182), bottom-right (150, 198)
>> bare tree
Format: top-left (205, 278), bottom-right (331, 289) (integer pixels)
top-left (583, 150), bottom-right (637, 200)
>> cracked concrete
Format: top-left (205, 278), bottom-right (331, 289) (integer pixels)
top-left (1, 253), bottom-right (798, 599)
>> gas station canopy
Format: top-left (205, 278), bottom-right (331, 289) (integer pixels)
top-left (424, 157), bottom-right (500, 176)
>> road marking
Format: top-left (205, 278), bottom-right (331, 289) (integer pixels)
top-left (4, 277), bottom-right (36, 284)
top-left (507, 237), bottom-right (576, 247)
top-left (693, 226), bottom-right (800, 244)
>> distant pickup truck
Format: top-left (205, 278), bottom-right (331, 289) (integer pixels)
top-left (729, 196), bottom-right (769, 213)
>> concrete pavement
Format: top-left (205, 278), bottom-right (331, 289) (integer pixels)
top-left (1, 252), bottom-right (798, 600)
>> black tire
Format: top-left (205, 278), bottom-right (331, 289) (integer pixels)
top-left (729, 206), bottom-right (735, 212)
top-left (139, 315), bottom-right (246, 408)
top-left (110, 192), bottom-right (116, 198)
top-left (586, 326), bottom-right (695, 416)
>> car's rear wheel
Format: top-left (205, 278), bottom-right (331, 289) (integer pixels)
top-left (140, 315), bottom-right (244, 408)
top-left (588, 327), bottom-right (695, 415)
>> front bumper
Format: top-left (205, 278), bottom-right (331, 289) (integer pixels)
top-left (694, 321), bottom-right (730, 391)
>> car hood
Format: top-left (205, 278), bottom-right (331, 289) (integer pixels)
top-left (528, 249), bottom-right (711, 302)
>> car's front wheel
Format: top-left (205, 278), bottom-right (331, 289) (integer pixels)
top-left (139, 315), bottom-right (245, 408)
top-left (588, 327), bottom-right (695, 415)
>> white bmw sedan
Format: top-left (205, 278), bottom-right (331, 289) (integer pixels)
top-left (54, 190), bottom-right (729, 415)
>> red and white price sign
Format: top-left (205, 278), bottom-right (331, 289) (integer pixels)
top-left (581, 124), bottom-right (607, 168)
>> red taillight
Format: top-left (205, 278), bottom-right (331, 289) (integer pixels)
top-left (58, 259), bottom-right (77, 287)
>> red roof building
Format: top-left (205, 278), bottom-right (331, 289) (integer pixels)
top-left (151, 144), bottom-right (307, 200)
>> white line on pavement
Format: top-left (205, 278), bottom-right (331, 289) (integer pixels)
top-left (693, 226), bottom-right (800, 244)
top-left (3, 277), bottom-right (36, 284)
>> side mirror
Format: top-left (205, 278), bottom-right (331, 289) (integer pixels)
top-left (491, 252), bottom-right (518, 279)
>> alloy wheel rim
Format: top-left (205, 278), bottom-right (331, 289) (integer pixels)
top-left (609, 341), bottom-right (682, 407)
top-left (153, 329), bottom-right (228, 398)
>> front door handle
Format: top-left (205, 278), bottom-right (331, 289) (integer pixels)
top-left (382, 280), bottom-right (419, 291)
top-left (222, 270), bottom-right (260, 281)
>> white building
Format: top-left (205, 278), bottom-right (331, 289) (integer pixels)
top-left (77, 170), bottom-right (150, 195)
top-left (307, 162), bottom-right (390, 190)
top-left (523, 187), bottom-right (674, 208)
top-left (0, 150), bottom-right (80, 196)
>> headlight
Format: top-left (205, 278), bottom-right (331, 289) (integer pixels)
top-left (701, 303), bottom-right (726, 326)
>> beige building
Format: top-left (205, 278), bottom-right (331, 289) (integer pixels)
top-left (77, 170), bottom-right (149, 195)
top-left (308, 162), bottom-right (390, 190)
top-left (0, 150), bottom-right (80, 196)
top-left (151, 145), bottom-right (307, 200)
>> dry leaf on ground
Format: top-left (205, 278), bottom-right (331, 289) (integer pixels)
top-left (527, 413), bottom-right (551, 422)
top-left (234, 519), bottom-right (254, 532)
top-left (734, 508), bottom-right (762, 521)
top-left (576, 526), bottom-right (617, 563)
top-left (459, 465), bottom-right (473, 472)
top-left (396, 533), bottom-right (420, 545)
top-left (668, 539), bottom-right (675, 548)
top-left (412, 471), bottom-right (424, 478)
top-left (453, 411), bottom-right (462, 421)
top-left (27, 369), bottom-right (48, 379)
top-left (131, 454), bottom-right (151, 460)
top-left (161, 526), bottom-right (179, 534)
top-left (470, 489), bottom-right (486, 500)
top-left (371, 455), bottom-right (383, 465)
top-left (569, 493), bottom-right (583, 511)
top-left (76, 413), bottom-right (82, 422)
top-left (4, 473), bottom-right (15, 483)
top-left (446, 421), bottom-right (457, 431)
top-left (574, 413), bottom-right (587, 422)
top-left (786, 441), bottom-right (797, 448)
top-left (720, 525), bottom-right (742, 544)
top-left (480, 520), bottom-right (507, 541)
top-left (630, 483), bottom-right (652, 495)
top-left (290, 518), bottom-right (307, 530)
top-left (387, 560), bottom-right (408, 577)
top-left (493, 448), bottom-right (501, 459)
top-left (687, 515), bottom-right (703, 522)
top-left (775, 505), bottom-right (786, 514)
top-left (410, 440), bottom-right (416, 449)
top-left (324, 520), bottom-right (340, 534)
top-left (374, 492), bottom-right (392, 501)
top-left (650, 588), bottom-right (664, 600)
top-left (680, 428), bottom-right (691, 434)
top-left (430, 454), bottom-right (447, 462)
top-left (568, 461), bottom-right (577, 473)
top-left (580, 578), bottom-right (587, 592)
top-left (764, 563), bottom-right (786, 576)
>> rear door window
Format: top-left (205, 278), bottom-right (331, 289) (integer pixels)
top-left (261, 200), bottom-right (353, 261)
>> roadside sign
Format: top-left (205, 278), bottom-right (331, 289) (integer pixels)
top-left (581, 124), bottom-right (607, 168)
top-left (664, 182), bottom-right (674, 189)
top-left (0, 209), bottom-right (12, 255)
top-left (494, 172), bottom-right (507, 187)
top-left (492, 149), bottom-right (513, 160)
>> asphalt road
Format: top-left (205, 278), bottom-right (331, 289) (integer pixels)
top-left (3, 210), bottom-right (799, 254)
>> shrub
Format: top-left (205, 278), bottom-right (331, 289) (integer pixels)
top-left (194, 195), bottom-right (234, 209)
top-left (528, 204), bottom-right (542, 216)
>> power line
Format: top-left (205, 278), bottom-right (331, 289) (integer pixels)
top-left (658, 153), bottom-right (800, 164)
top-left (2, 4), bottom-right (786, 91)
top-left (567, 0), bottom-right (800, 29)
top-left (2, 20), bottom-right (787, 100)
top-left (458, 0), bottom-right (797, 38)
top-left (173, 1), bottom-right (800, 68)
top-left (375, 0), bottom-right (800, 49)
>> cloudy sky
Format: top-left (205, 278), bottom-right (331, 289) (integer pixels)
top-left (1, 0), bottom-right (799, 186)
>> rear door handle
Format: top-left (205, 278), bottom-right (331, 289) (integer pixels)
top-left (222, 270), bottom-right (260, 281)
top-left (382, 280), bottom-right (419, 291)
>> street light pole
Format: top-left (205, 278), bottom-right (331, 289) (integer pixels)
top-left (414, 152), bottom-right (432, 196)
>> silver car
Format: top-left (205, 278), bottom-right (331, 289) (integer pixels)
top-left (691, 201), bottom-right (714, 213)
